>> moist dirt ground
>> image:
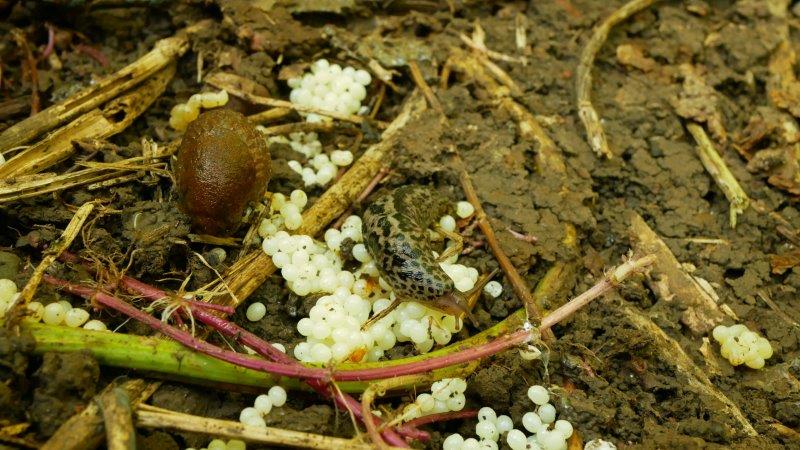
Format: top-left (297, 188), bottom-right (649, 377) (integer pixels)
top-left (0, 0), bottom-right (799, 449)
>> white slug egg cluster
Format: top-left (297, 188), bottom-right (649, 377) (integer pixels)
top-left (266, 132), bottom-right (353, 187)
top-left (238, 386), bottom-right (288, 428)
top-left (288, 59), bottom-right (372, 122)
top-left (401, 378), bottom-right (468, 422)
top-left (260, 213), bottom-right (477, 363)
top-left (169, 90), bottom-right (229, 131)
top-left (445, 385), bottom-right (574, 450)
top-left (186, 438), bottom-right (245, 450)
top-left (258, 190), bottom-right (308, 236)
top-left (0, 279), bottom-right (107, 330)
top-left (712, 324), bottom-right (773, 369)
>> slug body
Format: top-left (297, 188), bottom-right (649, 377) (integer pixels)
top-left (363, 185), bottom-right (467, 315)
top-left (175, 109), bottom-right (271, 235)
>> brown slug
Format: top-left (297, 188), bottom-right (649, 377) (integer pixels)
top-left (175, 108), bottom-right (271, 235)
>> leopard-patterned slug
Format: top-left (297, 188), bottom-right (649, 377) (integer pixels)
top-left (362, 185), bottom-right (468, 316)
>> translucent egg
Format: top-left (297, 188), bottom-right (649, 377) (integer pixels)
top-left (268, 386), bottom-right (287, 407)
top-left (443, 434), bottom-right (464, 450)
top-left (254, 394), bottom-right (273, 414)
top-left (83, 320), bottom-right (107, 331)
top-left (246, 302), bottom-right (267, 322)
top-left (64, 308), bottom-right (90, 328)
top-left (42, 303), bottom-right (66, 325)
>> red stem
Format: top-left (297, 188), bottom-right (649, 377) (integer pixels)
top-left (54, 253), bottom-right (420, 444)
top-left (43, 275), bottom-right (329, 380)
top-left (114, 274), bottom-right (422, 444)
top-left (403, 409), bottom-right (478, 428)
top-left (331, 329), bottom-right (532, 381)
top-left (40, 24), bottom-right (55, 60)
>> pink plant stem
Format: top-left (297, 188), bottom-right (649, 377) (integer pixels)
top-left (538, 255), bottom-right (656, 332)
top-left (332, 329), bottom-right (533, 381)
top-left (42, 275), bottom-right (329, 380)
top-left (183, 300), bottom-right (235, 315)
top-left (117, 278), bottom-right (419, 445)
top-left (40, 24), bottom-right (55, 60)
top-left (54, 255), bottom-right (417, 445)
top-left (403, 409), bottom-right (478, 428)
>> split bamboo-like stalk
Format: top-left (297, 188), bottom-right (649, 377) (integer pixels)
top-left (0, 21), bottom-right (209, 153)
top-left (98, 388), bottom-right (136, 450)
top-left (136, 404), bottom-right (402, 450)
top-left (0, 63), bottom-right (175, 178)
top-left (41, 379), bottom-right (158, 450)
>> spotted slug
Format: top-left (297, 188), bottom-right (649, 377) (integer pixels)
top-left (175, 108), bottom-right (271, 235)
top-left (362, 185), bottom-right (468, 316)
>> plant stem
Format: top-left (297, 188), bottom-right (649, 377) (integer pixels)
top-left (458, 169), bottom-right (553, 340)
top-left (403, 410), bottom-right (478, 428)
top-left (539, 254), bottom-right (656, 332)
top-left (43, 275), bottom-right (330, 380)
top-left (43, 274), bottom-right (416, 446)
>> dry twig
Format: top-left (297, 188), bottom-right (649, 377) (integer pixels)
top-left (14, 202), bottom-right (94, 307)
top-left (576, 0), bottom-right (659, 158)
top-left (361, 375), bottom-right (432, 450)
top-left (136, 404), bottom-right (395, 450)
top-left (407, 60), bottom-right (444, 115)
top-left (0, 63), bottom-right (176, 178)
top-left (629, 212), bottom-right (727, 335)
top-left (98, 388), bottom-right (136, 450)
top-left (459, 169), bottom-right (552, 340)
top-left (214, 82), bottom-right (386, 128)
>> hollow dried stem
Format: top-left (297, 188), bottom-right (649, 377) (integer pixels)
top-left (98, 387), bottom-right (136, 450)
top-left (686, 122), bottom-right (750, 228)
top-left (576, 0), bottom-right (658, 159)
top-left (136, 404), bottom-right (396, 450)
top-left (0, 21), bottom-right (207, 153)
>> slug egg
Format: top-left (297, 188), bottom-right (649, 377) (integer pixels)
top-left (246, 302), bottom-right (267, 322)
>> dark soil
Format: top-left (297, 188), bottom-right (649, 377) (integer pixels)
top-left (0, 0), bottom-right (799, 449)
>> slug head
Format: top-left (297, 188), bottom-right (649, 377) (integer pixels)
top-left (430, 291), bottom-right (478, 327)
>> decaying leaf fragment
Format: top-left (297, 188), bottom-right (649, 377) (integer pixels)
top-left (671, 64), bottom-right (727, 143)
